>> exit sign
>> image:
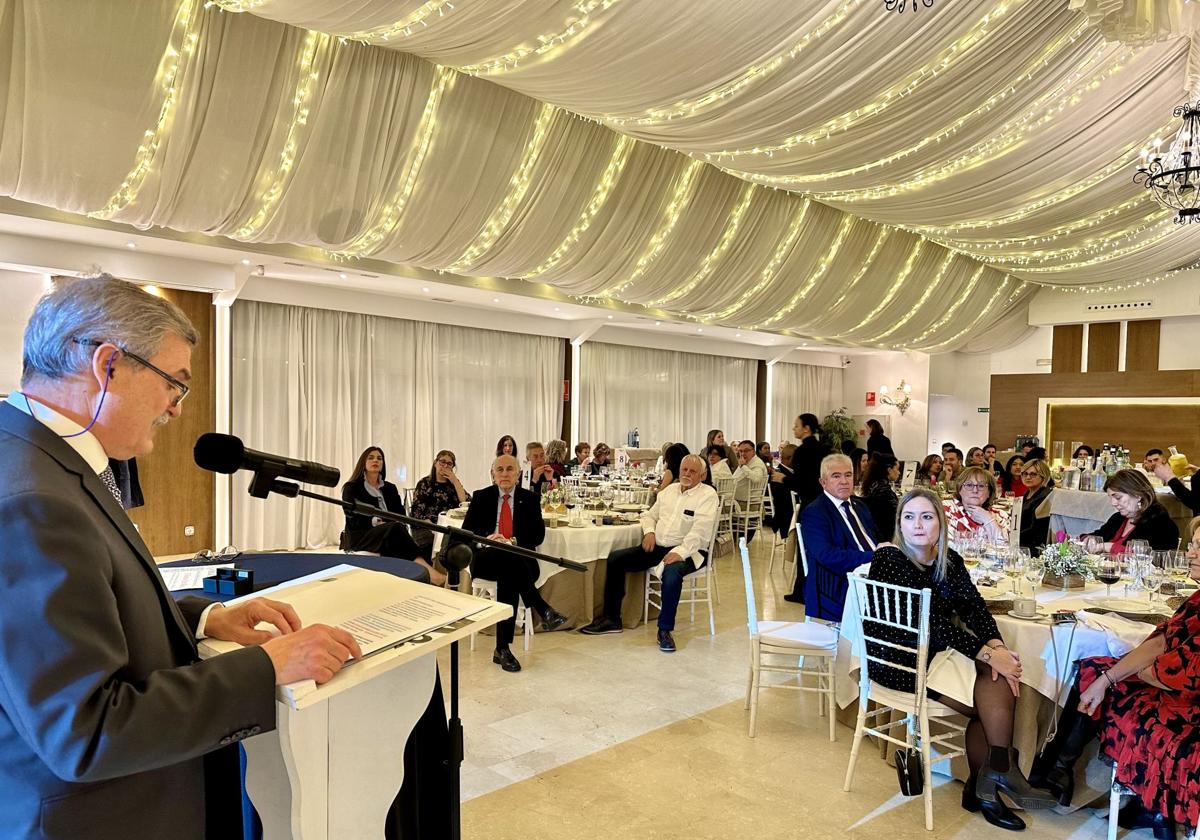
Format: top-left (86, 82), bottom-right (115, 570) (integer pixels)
top-left (977, 407), bottom-right (990, 413)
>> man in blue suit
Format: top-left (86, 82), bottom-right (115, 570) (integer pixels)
top-left (801, 453), bottom-right (880, 622)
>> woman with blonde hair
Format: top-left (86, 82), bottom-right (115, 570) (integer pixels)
top-left (867, 488), bottom-right (1055, 830)
top-left (545, 439), bottom-right (569, 478)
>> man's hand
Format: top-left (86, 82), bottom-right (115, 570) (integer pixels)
top-left (204, 598), bottom-right (302, 645)
top-left (641, 532), bottom-right (657, 552)
top-left (663, 551), bottom-right (684, 565)
top-left (1153, 462), bottom-right (1175, 483)
top-left (486, 532), bottom-right (511, 544)
top-left (770, 470), bottom-right (784, 484)
top-left (262, 624), bottom-right (363, 685)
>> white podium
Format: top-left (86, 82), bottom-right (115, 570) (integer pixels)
top-left (199, 565), bottom-right (510, 840)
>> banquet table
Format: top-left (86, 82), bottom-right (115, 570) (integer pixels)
top-left (434, 513), bottom-right (644, 628)
top-left (835, 572), bottom-right (1171, 809)
top-left (1039, 485), bottom-right (1192, 539)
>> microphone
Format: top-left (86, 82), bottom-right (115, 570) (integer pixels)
top-left (194, 433), bottom-right (340, 488)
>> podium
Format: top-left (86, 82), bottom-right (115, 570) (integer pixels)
top-left (198, 565), bottom-right (510, 839)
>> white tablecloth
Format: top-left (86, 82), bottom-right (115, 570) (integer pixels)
top-left (1042, 485), bottom-right (1192, 539)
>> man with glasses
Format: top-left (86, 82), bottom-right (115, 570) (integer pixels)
top-left (0, 275), bottom-right (360, 839)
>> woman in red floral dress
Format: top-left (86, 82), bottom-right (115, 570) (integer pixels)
top-left (1033, 537), bottom-right (1200, 838)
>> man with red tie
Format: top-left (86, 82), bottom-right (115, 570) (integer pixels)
top-left (457, 454), bottom-right (567, 672)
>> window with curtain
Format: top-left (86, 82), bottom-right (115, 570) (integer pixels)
top-left (770, 362), bottom-right (844, 444)
top-left (231, 300), bottom-right (563, 550)
top-left (578, 341), bottom-right (757, 454)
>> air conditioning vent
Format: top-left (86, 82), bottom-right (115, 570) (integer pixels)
top-left (283, 261), bottom-right (307, 267)
top-left (1084, 300), bottom-right (1152, 312)
top-left (430, 297), bottom-right (454, 304)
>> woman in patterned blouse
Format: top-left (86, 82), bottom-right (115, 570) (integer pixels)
top-left (410, 450), bottom-right (469, 550)
top-left (943, 466), bottom-right (1009, 547)
top-left (867, 488), bottom-right (1055, 830)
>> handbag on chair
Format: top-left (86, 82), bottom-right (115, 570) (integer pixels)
top-left (895, 747), bottom-right (924, 796)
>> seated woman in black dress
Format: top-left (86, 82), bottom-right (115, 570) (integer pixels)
top-left (410, 449), bottom-right (469, 552)
top-left (1083, 468), bottom-right (1180, 553)
top-left (859, 453), bottom-right (899, 542)
top-left (341, 446), bottom-right (445, 585)
top-left (1032, 533), bottom-right (1200, 838)
top-left (867, 488), bottom-right (1055, 831)
top-left (1017, 459), bottom-right (1053, 551)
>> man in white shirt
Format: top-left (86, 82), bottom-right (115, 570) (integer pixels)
top-left (579, 455), bottom-right (718, 651)
top-left (732, 438), bottom-right (768, 542)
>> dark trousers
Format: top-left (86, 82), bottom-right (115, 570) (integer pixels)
top-left (470, 548), bottom-right (548, 648)
top-left (345, 522), bottom-right (422, 561)
top-left (603, 544), bottom-right (698, 630)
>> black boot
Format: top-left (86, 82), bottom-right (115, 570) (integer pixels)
top-left (1118, 799), bottom-right (1177, 840)
top-left (977, 748), bottom-right (1059, 810)
top-left (963, 772), bottom-right (1026, 831)
top-left (1029, 688), bottom-right (1101, 807)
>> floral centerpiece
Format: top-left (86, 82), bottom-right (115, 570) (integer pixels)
top-left (1041, 530), bottom-right (1094, 589)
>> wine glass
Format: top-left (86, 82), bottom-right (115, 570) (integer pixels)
top-left (999, 547), bottom-right (1021, 595)
top-left (1144, 563), bottom-right (1165, 605)
top-left (1022, 555), bottom-right (1045, 593)
top-left (1082, 534), bottom-right (1104, 555)
top-left (1095, 557), bottom-right (1121, 599)
top-left (961, 533), bottom-right (982, 582)
top-left (1168, 550), bottom-right (1190, 584)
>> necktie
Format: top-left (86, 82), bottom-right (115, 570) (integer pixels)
top-left (499, 493), bottom-right (514, 539)
top-left (99, 466), bottom-right (123, 507)
top-left (842, 500), bottom-right (874, 551)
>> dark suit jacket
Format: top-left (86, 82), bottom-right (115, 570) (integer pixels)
top-left (458, 484), bottom-right (545, 549)
top-left (768, 463), bottom-right (798, 530)
top-left (1085, 504), bottom-right (1180, 551)
top-left (793, 436), bottom-right (831, 510)
top-left (0, 403), bottom-right (276, 840)
top-left (866, 432), bottom-right (893, 457)
top-left (341, 478), bottom-right (407, 532)
top-left (1167, 476), bottom-right (1199, 515)
top-left (801, 493), bottom-right (878, 622)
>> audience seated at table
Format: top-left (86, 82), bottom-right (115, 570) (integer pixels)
top-left (733, 439), bottom-right (769, 542)
top-left (756, 441), bottom-right (773, 468)
top-left (1000, 455), bottom-right (1026, 496)
top-left (983, 443), bottom-right (1002, 475)
top-left (1140, 449), bottom-right (1166, 475)
top-left (867, 489), bottom-right (1057, 831)
top-left (522, 440), bottom-right (556, 496)
top-left (567, 440), bottom-right (591, 471)
top-left (943, 467), bottom-right (1009, 546)
top-left (850, 447), bottom-right (868, 487)
top-left (656, 442), bottom-right (689, 491)
top-left (1153, 460), bottom-right (1200, 515)
top-left (767, 443), bottom-right (799, 532)
top-left (340, 446), bottom-right (445, 585)
top-left (653, 440), bottom-right (672, 476)
top-left (784, 413), bottom-right (833, 603)
top-left (1082, 468), bottom-right (1180, 552)
top-left (966, 446), bottom-right (985, 468)
top-left (860, 453), bottom-right (899, 543)
top-left (915, 453), bottom-right (944, 488)
top-left (865, 418), bottom-right (892, 457)
top-left (1031, 534), bottom-right (1200, 838)
top-left (585, 442), bottom-right (612, 475)
top-left (409, 449), bottom-right (469, 552)
top-left (795, 454), bottom-right (878, 618)
top-left (579, 454), bottom-right (718, 652)
top-left (1017, 459), bottom-right (1052, 550)
top-left (1073, 444), bottom-right (1094, 462)
top-left (545, 439), bottom-right (569, 478)
top-left (495, 434), bottom-right (518, 458)
top-left (941, 447), bottom-right (966, 485)
top-left (706, 443), bottom-right (733, 483)
top-left (455, 454), bottom-right (567, 673)
top-left (706, 428), bottom-right (737, 470)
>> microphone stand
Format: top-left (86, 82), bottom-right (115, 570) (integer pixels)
top-left (254, 476), bottom-right (585, 840)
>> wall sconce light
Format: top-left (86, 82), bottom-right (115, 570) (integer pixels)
top-left (879, 379), bottom-right (913, 414)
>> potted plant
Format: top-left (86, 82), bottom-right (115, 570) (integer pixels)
top-left (820, 407), bottom-right (859, 453)
top-left (1041, 531), bottom-right (1094, 589)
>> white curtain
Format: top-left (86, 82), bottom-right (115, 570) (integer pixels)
top-left (770, 362), bottom-right (843, 445)
top-left (231, 299), bottom-right (563, 550)
top-left (578, 341), bottom-right (757, 455)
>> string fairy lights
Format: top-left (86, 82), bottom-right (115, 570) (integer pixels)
top-left (333, 65), bottom-right (457, 258)
top-left (234, 29), bottom-right (331, 240)
top-left (770, 224), bottom-right (889, 329)
top-left (701, 198), bottom-right (811, 320)
top-left (342, 2), bottom-right (456, 43)
top-left (515, 134), bottom-right (633, 278)
top-left (91, 0), bottom-right (201, 220)
top-left (646, 182), bottom-right (758, 306)
top-left (868, 250), bottom-right (957, 343)
top-left (599, 159), bottom-right (703, 297)
top-left (454, 0), bottom-right (622, 76)
top-left (917, 276), bottom-right (1024, 352)
top-left (947, 211), bottom-right (1173, 267)
top-left (903, 264), bottom-right (988, 345)
top-left (835, 237), bottom-right (926, 337)
top-left (446, 103), bottom-right (558, 272)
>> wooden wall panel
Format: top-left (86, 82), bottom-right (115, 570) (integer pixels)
top-left (1052, 324), bottom-right (1083, 374)
top-left (1126, 319), bottom-right (1161, 372)
top-left (1086, 322), bottom-right (1120, 373)
top-left (127, 288), bottom-right (214, 557)
top-left (989, 370), bottom-right (1200, 451)
top-left (1047, 403), bottom-right (1200, 467)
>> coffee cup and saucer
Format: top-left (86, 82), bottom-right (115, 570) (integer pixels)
top-left (1007, 597), bottom-right (1046, 621)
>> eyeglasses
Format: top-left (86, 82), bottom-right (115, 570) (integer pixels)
top-left (73, 339), bottom-right (189, 407)
top-left (436, 459), bottom-right (455, 468)
top-left (960, 482), bottom-right (989, 491)
top-left (1020, 470), bottom-right (1039, 478)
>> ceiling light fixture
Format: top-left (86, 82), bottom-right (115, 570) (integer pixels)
top-left (879, 380), bottom-right (913, 414)
top-left (1136, 100), bottom-right (1200, 224)
top-left (125, 242), bottom-right (137, 249)
top-left (885, 0), bottom-right (933, 14)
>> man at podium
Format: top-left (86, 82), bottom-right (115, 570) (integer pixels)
top-left (0, 275), bottom-right (360, 840)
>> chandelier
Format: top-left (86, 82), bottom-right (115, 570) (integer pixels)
top-left (884, 0), bottom-right (933, 12)
top-left (879, 380), bottom-right (913, 414)
top-left (1135, 100), bottom-right (1200, 224)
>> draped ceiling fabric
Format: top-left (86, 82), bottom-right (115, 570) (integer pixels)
top-left (2, 2), bottom-right (1198, 352)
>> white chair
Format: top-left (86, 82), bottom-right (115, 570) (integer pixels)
top-left (767, 490), bottom-right (799, 578)
top-left (713, 476), bottom-right (735, 551)
top-left (468, 576), bottom-right (533, 652)
top-left (843, 576), bottom-right (968, 832)
top-left (644, 527), bottom-right (718, 636)
top-left (731, 475), bottom-right (768, 542)
top-left (738, 538), bottom-right (838, 739)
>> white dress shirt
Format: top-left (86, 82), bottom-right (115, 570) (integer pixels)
top-left (708, 460), bottom-right (733, 483)
top-left (732, 456), bottom-right (768, 504)
top-left (7, 392), bottom-right (219, 638)
top-left (640, 481), bottom-right (719, 567)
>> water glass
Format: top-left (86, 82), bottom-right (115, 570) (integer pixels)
top-left (1022, 555), bottom-right (1045, 592)
top-left (1144, 563), bottom-right (1165, 605)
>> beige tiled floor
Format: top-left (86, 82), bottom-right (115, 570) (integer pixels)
top-left (446, 537), bottom-right (1115, 838)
